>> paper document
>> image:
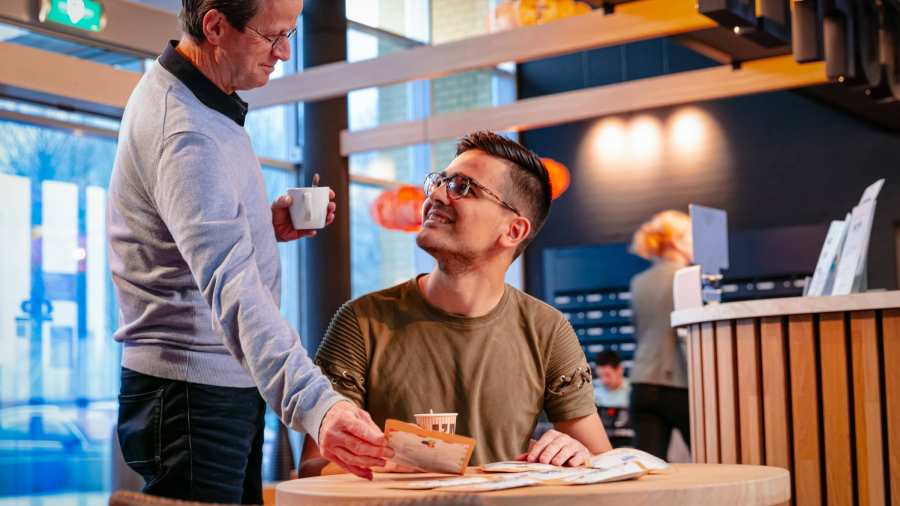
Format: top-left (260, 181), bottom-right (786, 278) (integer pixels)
top-left (807, 219), bottom-right (848, 296)
top-left (387, 476), bottom-right (491, 490)
top-left (481, 461), bottom-right (560, 473)
top-left (589, 448), bottom-right (670, 473)
top-left (831, 179), bottom-right (885, 295)
top-left (384, 419), bottom-right (475, 475)
top-left (440, 476), bottom-right (541, 493)
top-left (562, 462), bottom-right (647, 485)
top-left (833, 201), bottom-right (876, 295)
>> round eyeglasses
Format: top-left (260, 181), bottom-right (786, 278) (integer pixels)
top-left (245, 25), bottom-right (297, 51)
top-left (423, 172), bottom-right (520, 216)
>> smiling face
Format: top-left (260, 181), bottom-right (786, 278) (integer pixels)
top-left (214, 0), bottom-right (302, 91)
top-left (416, 150), bottom-right (528, 269)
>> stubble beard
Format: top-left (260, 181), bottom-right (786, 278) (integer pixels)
top-left (416, 231), bottom-right (478, 275)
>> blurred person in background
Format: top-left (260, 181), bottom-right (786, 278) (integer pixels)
top-left (592, 350), bottom-right (633, 448)
top-left (628, 210), bottom-right (692, 459)
top-left (592, 350), bottom-right (630, 408)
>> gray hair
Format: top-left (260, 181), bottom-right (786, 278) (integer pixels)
top-left (180, 0), bottom-right (260, 42)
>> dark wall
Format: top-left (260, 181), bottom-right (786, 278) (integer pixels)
top-left (519, 39), bottom-right (900, 298)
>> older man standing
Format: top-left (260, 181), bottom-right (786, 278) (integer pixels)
top-left (108, 0), bottom-right (389, 503)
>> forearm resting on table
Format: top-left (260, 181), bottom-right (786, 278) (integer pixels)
top-left (554, 412), bottom-right (613, 454)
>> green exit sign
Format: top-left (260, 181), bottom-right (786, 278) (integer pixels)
top-left (39, 0), bottom-right (106, 32)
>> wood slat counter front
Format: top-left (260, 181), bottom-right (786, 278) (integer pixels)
top-left (671, 291), bottom-right (900, 506)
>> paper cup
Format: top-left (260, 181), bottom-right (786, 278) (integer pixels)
top-left (414, 412), bottom-right (458, 434)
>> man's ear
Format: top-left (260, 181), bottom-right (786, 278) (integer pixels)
top-left (500, 215), bottom-right (532, 251)
top-left (202, 9), bottom-right (228, 45)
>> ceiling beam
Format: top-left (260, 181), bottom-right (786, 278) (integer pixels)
top-left (243, 0), bottom-right (717, 108)
top-left (340, 55), bottom-right (829, 155)
top-left (0, 41), bottom-right (140, 113)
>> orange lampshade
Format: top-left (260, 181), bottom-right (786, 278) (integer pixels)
top-left (370, 185), bottom-right (426, 232)
top-left (541, 157), bottom-right (571, 200)
top-left (490, 0), bottom-right (594, 32)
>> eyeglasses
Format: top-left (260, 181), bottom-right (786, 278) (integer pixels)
top-left (424, 172), bottom-right (521, 216)
top-left (245, 25), bottom-right (297, 51)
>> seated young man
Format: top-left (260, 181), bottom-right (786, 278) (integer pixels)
top-left (301, 131), bottom-right (610, 476)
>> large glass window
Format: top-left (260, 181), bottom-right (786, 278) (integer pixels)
top-left (347, 0), bottom-right (430, 43)
top-left (0, 23), bottom-right (145, 71)
top-left (0, 118), bottom-right (120, 501)
top-left (1, 6), bottom-right (305, 500)
top-left (0, 111), bottom-right (303, 501)
top-left (346, 0), bottom-right (521, 295)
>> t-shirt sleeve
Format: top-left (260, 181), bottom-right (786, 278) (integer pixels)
top-left (544, 318), bottom-right (596, 423)
top-left (314, 303), bottom-right (368, 409)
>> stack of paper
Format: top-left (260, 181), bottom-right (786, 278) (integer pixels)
top-left (386, 448), bottom-right (664, 493)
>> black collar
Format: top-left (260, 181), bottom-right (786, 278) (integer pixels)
top-left (158, 40), bottom-right (248, 126)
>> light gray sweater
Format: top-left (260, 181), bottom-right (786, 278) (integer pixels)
top-left (107, 57), bottom-right (342, 442)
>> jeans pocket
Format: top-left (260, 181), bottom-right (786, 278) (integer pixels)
top-left (117, 388), bottom-right (164, 480)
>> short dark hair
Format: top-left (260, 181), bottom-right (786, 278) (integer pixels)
top-left (180, 0), bottom-right (260, 42)
top-left (595, 350), bottom-right (622, 368)
top-left (455, 131), bottom-right (551, 258)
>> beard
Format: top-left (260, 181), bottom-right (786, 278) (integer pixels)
top-left (416, 230), bottom-right (479, 274)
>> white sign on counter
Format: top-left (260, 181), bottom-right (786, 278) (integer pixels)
top-left (832, 179), bottom-right (884, 295)
top-left (807, 219), bottom-right (848, 297)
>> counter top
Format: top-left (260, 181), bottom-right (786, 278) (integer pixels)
top-left (671, 290), bottom-right (900, 327)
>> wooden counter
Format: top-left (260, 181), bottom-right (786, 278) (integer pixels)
top-left (671, 291), bottom-right (900, 506)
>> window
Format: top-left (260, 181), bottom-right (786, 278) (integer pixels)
top-left (2, 7), bottom-right (309, 498)
top-left (0, 109), bottom-right (303, 500)
top-left (246, 27), bottom-right (303, 163)
top-left (346, 0), bottom-right (430, 43)
top-left (1, 22), bottom-right (145, 71)
top-left (0, 118), bottom-right (120, 498)
top-left (346, 0), bottom-right (522, 294)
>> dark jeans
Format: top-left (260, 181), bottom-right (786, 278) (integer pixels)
top-left (629, 383), bottom-right (691, 460)
top-left (117, 367), bottom-right (266, 504)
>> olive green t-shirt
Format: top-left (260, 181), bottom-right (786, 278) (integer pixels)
top-left (314, 277), bottom-right (595, 465)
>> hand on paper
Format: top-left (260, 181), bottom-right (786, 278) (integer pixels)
top-left (517, 429), bottom-right (591, 467)
top-left (318, 401), bottom-right (394, 480)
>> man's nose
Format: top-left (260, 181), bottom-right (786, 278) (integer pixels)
top-left (430, 180), bottom-right (452, 206)
top-left (273, 38), bottom-right (290, 61)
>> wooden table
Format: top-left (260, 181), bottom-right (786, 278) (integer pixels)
top-left (275, 464), bottom-right (790, 505)
top-left (671, 291), bottom-right (900, 506)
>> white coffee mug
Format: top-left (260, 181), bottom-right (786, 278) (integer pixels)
top-left (287, 186), bottom-right (330, 229)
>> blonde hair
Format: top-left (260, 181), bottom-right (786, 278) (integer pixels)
top-left (631, 210), bottom-right (692, 261)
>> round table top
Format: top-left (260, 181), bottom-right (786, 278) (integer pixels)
top-left (276, 464), bottom-right (790, 506)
